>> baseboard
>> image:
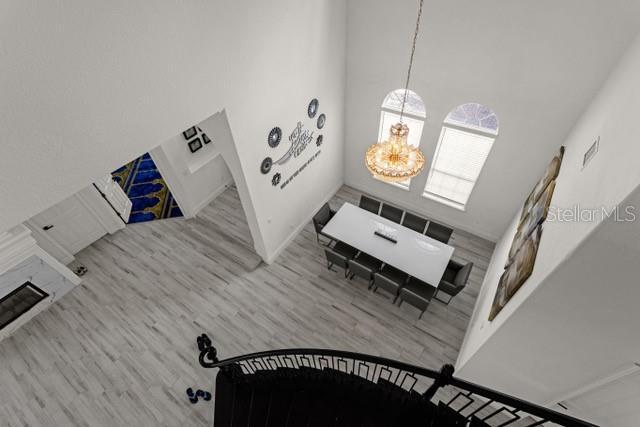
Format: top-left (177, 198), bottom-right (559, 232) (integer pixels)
top-left (264, 180), bottom-right (343, 264)
top-left (192, 178), bottom-right (234, 216)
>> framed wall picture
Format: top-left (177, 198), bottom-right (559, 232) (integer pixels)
top-left (188, 137), bottom-right (203, 153)
top-left (183, 126), bottom-right (197, 140)
top-left (202, 133), bottom-right (212, 144)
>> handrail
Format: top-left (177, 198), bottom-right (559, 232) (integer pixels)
top-left (196, 334), bottom-right (598, 427)
top-left (199, 346), bottom-right (441, 379)
top-left (446, 377), bottom-right (598, 427)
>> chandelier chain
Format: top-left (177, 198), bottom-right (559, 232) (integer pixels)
top-left (399, 0), bottom-right (424, 122)
top-left (366, 0), bottom-right (426, 183)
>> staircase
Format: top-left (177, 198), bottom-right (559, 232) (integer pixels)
top-left (196, 334), bottom-right (597, 427)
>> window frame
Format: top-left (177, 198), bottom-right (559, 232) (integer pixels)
top-left (422, 120), bottom-right (497, 211)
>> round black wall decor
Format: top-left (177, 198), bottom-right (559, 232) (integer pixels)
top-left (316, 114), bottom-right (326, 129)
top-left (268, 127), bottom-right (282, 148)
top-left (316, 135), bottom-right (323, 147)
top-left (272, 173), bottom-right (281, 186)
top-left (307, 99), bottom-right (319, 118)
top-left (260, 157), bottom-right (273, 174)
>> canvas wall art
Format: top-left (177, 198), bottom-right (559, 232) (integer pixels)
top-left (489, 226), bottom-right (542, 320)
top-left (489, 146), bottom-right (564, 320)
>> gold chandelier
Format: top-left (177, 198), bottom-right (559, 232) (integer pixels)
top-left (365, 0), bottom-right (426, 183)
top-left (365, 123), bottom-right (425, 183)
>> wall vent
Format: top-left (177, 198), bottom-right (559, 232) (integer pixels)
top-left (583, 136), bottom-right (599, 169)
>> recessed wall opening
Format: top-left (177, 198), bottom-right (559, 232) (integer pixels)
top-left (112, 152), bottom-right (184, 224)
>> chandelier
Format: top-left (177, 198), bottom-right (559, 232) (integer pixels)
top-left (365, 0), bottom-right (426, 183)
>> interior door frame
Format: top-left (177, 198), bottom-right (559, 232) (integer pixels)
top-left (25, 182), bottom-right (127, 265)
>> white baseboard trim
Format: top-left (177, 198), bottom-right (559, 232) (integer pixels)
top-left (264, 180), bottom-right (344, 265)
top-left (192, 178), bottom-right (234, 217)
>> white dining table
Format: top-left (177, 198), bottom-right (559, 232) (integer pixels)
top-left (322, 203), bottom-right (455, 287)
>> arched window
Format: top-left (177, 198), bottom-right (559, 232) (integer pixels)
top-left (377, 89), bottom-right (426, 189)
top-left (423, 103), bottom-right (498, 210)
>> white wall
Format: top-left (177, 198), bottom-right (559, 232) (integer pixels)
top-left (344, 0), bottom-right (640, 241)
top-left (0, 0), bottom-right (347, 262)
top-left (150, 132), bottom-right (232, 218)
top-left (199, 110), bottom-right (268, 260)
top-left (456, 33), bottom-right (640, 406)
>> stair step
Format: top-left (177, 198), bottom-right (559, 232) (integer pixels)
top-left (213, 369), bottom-right (237, 427)
top-left (265, 386), bottom-right (295, 427)
top-left (247, 386), bottom-right (271, 427)
top-left (434, 402), bottom-right (468, 426)
top-left (285, 389), bottom-right (311, 427)
top-left (213, 364), bottom-right (440, 427)
top-left (231, 381), bottom-right (252, 426)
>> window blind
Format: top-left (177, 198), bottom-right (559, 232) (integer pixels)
top-left (423, 126), bottom-right (494, 208)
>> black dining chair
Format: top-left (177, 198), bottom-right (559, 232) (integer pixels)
top-left (398, 277), bottom-right (436, 319)
top-left (324, 248), bottom-right (350, 278)
top-left (401, 212), bottom-right (428, 234)
top-left (324, 241), bottom-right (358, 278)
top-left (348, 253), bottom-right (383, 288)
top-left (332, 241), bottom-right (359, 259)
top-left (380, 203), bottom-right (404, 224)
top-left (425, 221), bottom-right (453, 244)
top-left (312, 202), bottom-right (336, 245)
top-left (372, 265), bottom-right (408, 303)
top-left (359, 195), bottom-right (381, 214)
top-left (435, 260), bottom-right (473, 305)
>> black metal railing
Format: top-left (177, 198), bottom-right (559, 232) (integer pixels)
top-left (196, 334), bottom-right (597, 427)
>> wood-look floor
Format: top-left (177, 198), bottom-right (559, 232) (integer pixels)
top-left (0, 186), bottom-right (494, 426)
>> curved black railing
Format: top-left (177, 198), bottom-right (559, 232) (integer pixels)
top-left (196, 334), bottom-right (597, 427)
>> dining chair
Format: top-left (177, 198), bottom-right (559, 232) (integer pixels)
top-left (324, 248), bottom-right (351, 278)
top-left (359, 195), bottom-right (381, 214)
top-left (312, 202), bottom-right (336, 245)
top-left (380, 203), bottom-right (404, 224)
top-left (401, 212), bottom-right (428, 234)
top-left (425, 221), bottom-right (453, 244)
top-left (348, 253), bottom-right (382, 288)
top-left (372, 265), bottom-right (408, 302)
top-left (331, 241), bottom-right (359, 260)
top-left (397, 277), bottom-right (436, 319)
top-left (435, 260), bottom-right (473, 305)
